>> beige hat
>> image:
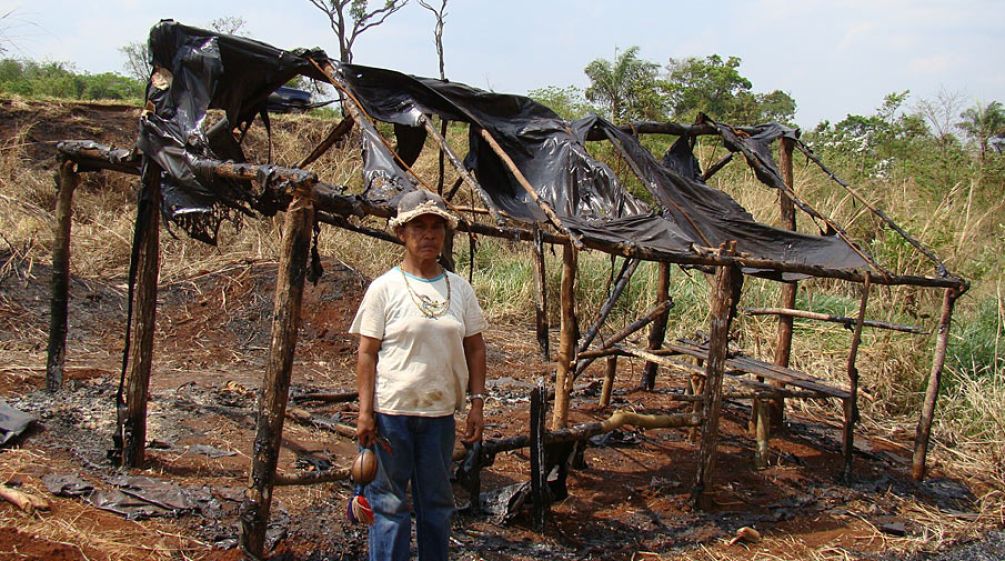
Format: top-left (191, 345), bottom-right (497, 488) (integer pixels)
top-left (388, 190), bottom-right (459, 229)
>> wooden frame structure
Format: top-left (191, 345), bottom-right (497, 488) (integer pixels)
top-left (45, 60), bottom-right (967, 558)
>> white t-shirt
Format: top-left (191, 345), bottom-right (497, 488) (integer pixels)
top-left (349, 267), bottom-right (488, 416)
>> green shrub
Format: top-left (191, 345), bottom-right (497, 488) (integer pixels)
top-left (0, 58), bottom-right (143, 101)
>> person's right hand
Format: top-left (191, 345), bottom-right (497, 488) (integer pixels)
top-left (357, 411), bottom-right (376, 448)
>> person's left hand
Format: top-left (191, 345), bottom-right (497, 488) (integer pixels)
top-left (461, 403), bottom-right (484, 444)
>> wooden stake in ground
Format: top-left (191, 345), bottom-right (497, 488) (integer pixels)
top-left (118, 160), bottom-right (163, 468)
top-left (46, 160), bottom-right (80, 393)
top-left (530, 380), bottom-right (548, 532)
top-left (240, 182), bottom-right (315, 560)
top-left (842, 275), bottom-right (870, 481)
top-left (912, 286), bottom-right (960, 481)
top-left (532, 229), bottom-right (550, 360)
top-left (642, 262), bottom-right (671, 390)
top-left (552, 243), bottom-right (578, 430)
top-left (768, 136), bottom-right (798, 430)
top-left (693, 242), bottom-right (742, 509)
top-left (599, 356), bottom-right (617, 408)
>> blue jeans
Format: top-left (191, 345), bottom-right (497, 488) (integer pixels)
top-left (366, 413), bottom-right (456, 561)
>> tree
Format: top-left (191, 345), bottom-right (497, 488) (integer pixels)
top-left (418, 0), bottom-right (447, 79)
top-left (119, 42), bottom-right (151, 82)
top-left (916, 88), bottom-right (966, 146)
top-left (958, 100), bottom-right (1005, 161)
top-left (308, 0), bottom-right (409, 63)
top-left (584, 46), bottom-right (666, 123)
top-left (664, 54), bottom-right (795, 124)
top-left (528, 86), bottom-right (594, 121)
top-left (809, 91), bottom-right (932, 180)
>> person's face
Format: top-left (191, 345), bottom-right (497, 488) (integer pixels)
top-left (397, 214), bottom-right (447, 261)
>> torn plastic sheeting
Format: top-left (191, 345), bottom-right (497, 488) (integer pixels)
top-left (589, 429), bottom-right (643, 448)
top-left (0, 401), bottom-right (35, 446)
top-left (338, 62), bottom-right (649, 223)
top-left (141, 20), bottom-right (329, 244)
top-left (586, 116), bottom-right (870, 275)
top-left (139, 22), bottom-right (870, 277)
top-left (479, 481), bottom-right (532, 525)
top-left (336, 64), bottom-right (869, 274)
top-left (358, 117), bottom-right (420, 205)
top-left (718, 122), bottom-right (796, 191)
top-left (43, 472), bottom-right (229, 521)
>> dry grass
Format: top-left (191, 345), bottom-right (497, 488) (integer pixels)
top-left (0, 449), bottom-right (210, 561)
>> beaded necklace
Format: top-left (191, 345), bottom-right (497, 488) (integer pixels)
top-left (399, 266), bottom-right (451, 319)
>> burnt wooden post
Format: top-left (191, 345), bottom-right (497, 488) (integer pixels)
top-left (642, 262), bottom-right (671, 390)
top-left (46, 160), bottom-right (80, 392)
top-left (912, 286), bottom-right (959, 481)
top-left (599, 356), bottom-right (618, 408)
top-left (241, 183), bottom-right (316, 560)
top-left (530, 380), bottom-right (548, 532)
top-left (118, 161), bottom-right (162, 467)
top-left (532, 230), bottom-right (550, 360)
top-left (842, 276), bottom-right (871, 482)
top-left (693, 243), bottom-right (742, 509)
top-left (767, 137), bottom-right (798, 430)
top-left (753, 397), bottom-right (770, 469)
top-left (551, 243), bottom-right (578, 430)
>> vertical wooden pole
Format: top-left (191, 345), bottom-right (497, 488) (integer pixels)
top-left (693, 243), bottom-right (741, 509)
top-left (842, 275), bottom-right (870, 482)
top-left (912, 287), bottom-right (959, 481)
top-left (642, 262), bottom-right (671, 390)
top-left (767, 137), bottom-right (798, 430)
top-left (532, 230), bottom-right (550, 361)
top-left (240, 184), bottom-right (315, 560)
top-left (119, 161), bottom-right (162, 468)
top-left (46, 160), bottom-right (79, 393)
top-left (530, 380), bottom-right (548, 533)
top-left (551, 243), bottom-right (578, 430)
top-left (753, 397), bottom-right (770, 469)
top-left (599, 355), bottom-right (617, 408)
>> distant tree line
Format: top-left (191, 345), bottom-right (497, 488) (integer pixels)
top-left (531, 50), bottom-right (797, 126)
top-left (528, 47), bottom-right (1005, 173)
top-left (0, 59), bottom-right (143, 101)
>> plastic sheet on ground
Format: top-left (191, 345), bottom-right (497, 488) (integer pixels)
top-left (42, 472), bottom-right (241, 522)
top-left (0, 400), bottom-right (35, 446)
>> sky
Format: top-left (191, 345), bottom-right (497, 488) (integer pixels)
top-left (2, 0), bottom-right (1003, 128)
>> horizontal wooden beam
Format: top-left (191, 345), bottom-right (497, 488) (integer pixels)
top-left (56, 141), bottom-right (966, 291)
top-left (741, 307), bottom-right (926, 334)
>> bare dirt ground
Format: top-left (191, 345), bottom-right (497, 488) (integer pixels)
top-left (1, 99), bottom-right (1003, 561)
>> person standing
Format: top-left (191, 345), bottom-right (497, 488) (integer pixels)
top-left (349, 189), bottom-right (488, 561)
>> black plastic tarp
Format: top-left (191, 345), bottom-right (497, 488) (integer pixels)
top-left (336, 64), bottom-right (868, 273)
top-left (138, 22), bottom-right (869, 274)
top-left (141, 20), bottom-right (328, 244)
top-left (0, 401), bottom-right (34, 446)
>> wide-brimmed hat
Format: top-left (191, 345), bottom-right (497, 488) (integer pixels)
top-left (388, 190), bottom-right (459, 229)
